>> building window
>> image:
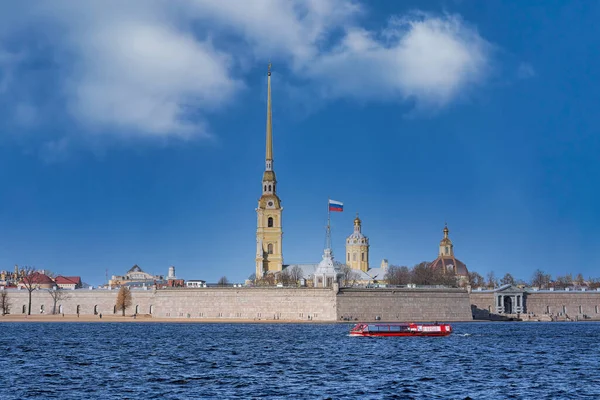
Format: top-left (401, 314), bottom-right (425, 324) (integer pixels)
top-left (268, 217), bottom-right (273, 227)
top-left (264, 185), bottom-right (266, 192)
top-left (445, 246), bottom-right (449, 255)
top-left (596, 306), bottom-right (599, 314)
top-left (268, 185), bottom-right (272, 191)
top-left (353, 253), bottom-right (357, 261)
top-left (562, 305), bottom-right (566, 314)
top-left (347, 253), bottom-right (350, 261)
top-left (361, 253), bottom-right (365, 261)
top-left (546, 306), bottom-right (550, 314)
top-left (578, 305), bottom-right (582, 314)
top-left (267, 243), bottom-right (273, 254)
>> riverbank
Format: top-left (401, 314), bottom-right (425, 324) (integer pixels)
top-left (0, 314), bottom-right (334, 323)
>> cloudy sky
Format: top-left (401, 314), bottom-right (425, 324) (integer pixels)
top-left (1, 0), bottom-right (599, 284)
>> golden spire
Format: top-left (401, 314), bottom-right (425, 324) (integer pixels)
top-left (443, 223), bottom-right (449, 239)
top-left (265, 62), bottom-right (273, 164)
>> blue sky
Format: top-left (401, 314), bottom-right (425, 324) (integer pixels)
top-left (1, 0), bottom-right (599, 285)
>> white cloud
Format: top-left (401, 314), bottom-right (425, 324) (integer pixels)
top-left (0, 1), bottom-right (492, 141)
top-left (302, 14), bottom-right (490, 108)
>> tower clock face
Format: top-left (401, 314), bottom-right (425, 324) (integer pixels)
top-left (267, 201), bottom-right (274, 208)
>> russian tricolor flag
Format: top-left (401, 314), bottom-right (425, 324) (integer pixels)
top-left (329, 199), bottom-right (343, 212)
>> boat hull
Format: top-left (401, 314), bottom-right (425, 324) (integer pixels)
top-left (349, 322), bottom-right (452, 337)
top-left (349, 331), bottom-right (451, 337)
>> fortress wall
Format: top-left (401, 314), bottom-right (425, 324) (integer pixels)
top-left (153, 287), bottom-right (337, 321)
top-left (2, 288), bottom-right (154, 316)
top-left (0, 287), bottom-right (338, 321)
top-left (336, 288), bottom-right (473, 322)
top-left (524, 291), bottom-right (600, 317)
top-left (469, 292), bottom-right (495, 319)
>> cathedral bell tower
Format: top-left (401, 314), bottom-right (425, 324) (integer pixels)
top-left (255, 63), bottom-right (283, 278)
top-left (345, 213), bottom-right (369, 272)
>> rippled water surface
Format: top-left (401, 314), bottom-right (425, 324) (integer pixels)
top-left (1, 322), bottom-right (599, 399)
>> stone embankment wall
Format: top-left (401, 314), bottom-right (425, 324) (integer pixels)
top-left (2, 287), bottom-right (477, 322)
top-left (0, 287), bottom-right (337, 321)
top-left (4, 288), bottom-right (154, 316)
top-left (154, 287), bottom-right (337, 321)
top-left (525, 291), bottom-right (600, 318)
top-left (469, 292), bottom-right (495, 319)
top-left (336, 288), bottom-right (473, 322)
top-left (469, 291), bottom-right (600, 320)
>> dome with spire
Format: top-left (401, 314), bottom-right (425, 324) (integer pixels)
top-left (346, 213), bottom-right (368, 245)
top-left (430, 224), bottom-right (469, 277)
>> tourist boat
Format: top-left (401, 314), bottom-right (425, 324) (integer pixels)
top-left (349, 322), bottom-right (452, 337)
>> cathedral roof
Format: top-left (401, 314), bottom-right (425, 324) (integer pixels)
top-left (430, 256), bottom-right (469, 276)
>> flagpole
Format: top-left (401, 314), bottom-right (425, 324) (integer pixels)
top-left (327, 197), bottom-right (331, 250)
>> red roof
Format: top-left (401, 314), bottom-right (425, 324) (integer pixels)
top-left (23, 272), bottom-right (54, 285)
top-left (55, 276), bottom-right (81, 285)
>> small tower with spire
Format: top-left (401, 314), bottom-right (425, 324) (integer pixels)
top-left (345, 213), bottom-right (370, 272)
top-left (255, 63), bottom-right (283, 279)
top-left (439, 223), bottom-right (454, 257)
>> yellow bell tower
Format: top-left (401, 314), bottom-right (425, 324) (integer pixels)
top-left (255, 63), bottom-right (283, 278)
top-left (345, 213), bottom-right (369, 272)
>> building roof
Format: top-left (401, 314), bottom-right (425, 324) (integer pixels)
top-left (55, 276), bottom-right (81, 285)
top-left (283, 263), bottom-right (386, 283)
top-left (24, 272), bottom-right (54, 285)
top-left (128, 265), bottom-right (143, 273)
top-left (430, 256), bottom-right (469, 276)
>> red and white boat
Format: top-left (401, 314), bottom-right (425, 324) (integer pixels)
top-left (349, 322), bottom-right (452, 337)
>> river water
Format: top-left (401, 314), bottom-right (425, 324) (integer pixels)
top-left (0, 322), bottom-right (598, 399)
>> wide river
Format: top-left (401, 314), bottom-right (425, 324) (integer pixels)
top-left (1, 321), bottom-right (598, 399)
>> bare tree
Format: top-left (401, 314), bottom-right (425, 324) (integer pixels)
top-left (411, 262), bottom-right (432, 285)
top-left (531, 269), bottom-right (551, 289)
top-left (468, 271), bottom-right (485, 288)
top-left (278, 269), bottom-right (291, 286)
top-left (217, 276), bottom-right (229, 286)
top-left (337, 264), bottom-right (359, 287)
top-left (116, 286), bottom-right (132, 316)
top-left (574, 273), bottom-right (585, 286)
top-left (247, 273), bottom-right (256, 283)
top-left (288, 266), bottom-right (303, 286)
top-left (435, 268), bottom-right (458, 287)
top-left (256, 273), bottom-right (275, 286)
top-left (500, 273), bottom-right (515, 286)
top-left (0, 291), bottom-right (10, 315)
top-left (589, 277), bottom-right (600, 290)
top-left (19, 266), bottom-right (38, 316)
top-left (47, 287), bottom-right (70, 315)
top-left (486, 271), bottom-right (498, 289)
top-left (385, 266), bottom-right (411, 285)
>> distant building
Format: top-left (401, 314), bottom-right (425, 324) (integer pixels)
top-left (186, 280), bottom-right (206, 288)
top-left (18, 272), bottom-right (55, 289)
top-left (429, 224), bottom-right (469, 281)
top-left (54, 276), bottom-right (82, 290)
top-left (109, 265), bottom-right (163, 288)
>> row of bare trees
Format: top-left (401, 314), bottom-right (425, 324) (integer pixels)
top-left (466, 269), bottom-right (600, 289)
top-left (385, 262), bottom-right (459, 287)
